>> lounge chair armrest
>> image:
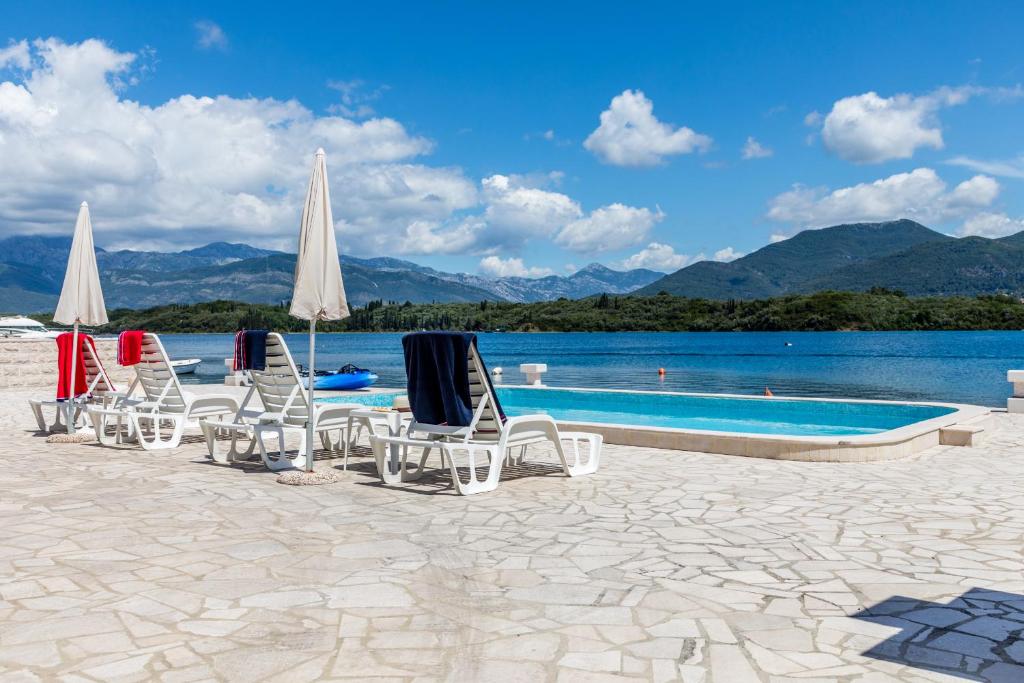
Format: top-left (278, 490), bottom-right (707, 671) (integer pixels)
top-left (502, 414), bottom-right (559, 434)
top-left (188, 396), bottom-right (239, 416)
top-left (314, 404), bottom-right (362, 422)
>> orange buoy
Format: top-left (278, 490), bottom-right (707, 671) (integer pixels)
top-left (658, 368), bottom-right (666, 376)
top-left (764, 387), bottom-right (774, 397)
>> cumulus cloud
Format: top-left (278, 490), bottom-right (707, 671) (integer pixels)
top-left (195, 20), bottom-right (228, 51)
top-left (479, 173), bottom-right (581, 246)
top-left (818, 86), bottom-right (1019, 163)
top-left (618, 242), bottom-right (693, 272)
top-left (556, 204), bottom-right (663, 253)
top-left (959, 212), bottom-right (1024, 238)
top-left (584, 89), bottom-right (711, 166)
top-left (478, 256), bottom-right (553, 279)
top-left (0, 40), bottom-right (31, 70)
top-left (769, 233), bottom-right (789, 243)
top-left (741, 136), bottom-right (772, 160)
top-left (0, 37), bottom-right (664, 262)
top-left (713, 246), bottom-right (743, 262)
top-left (766, 168), bottom-right (999, 228)
top-left (0, 38), bottom-right (446, 250)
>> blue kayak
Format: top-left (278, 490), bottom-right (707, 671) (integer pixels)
top-left (301, 364), bottom-right (378, 391)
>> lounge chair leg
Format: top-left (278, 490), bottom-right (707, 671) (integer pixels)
top-left (442, 444), bottom-right (501, 496)
top-left (552, 431), bottom-right (603, 477)
top-left (29, 401), bottom-right (46, 432)
top-left (202, 421), bottom-right (255, 464)
top-left (343, 430), bottom-right (349, 471)
top-left (131, 413), bottom-right (185, 451)
top-left (256, 425), bottom-right (306, 471)
top-left (88, 409), bottom-right (133, 446)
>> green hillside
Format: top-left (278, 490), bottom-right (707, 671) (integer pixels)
top-left (800, 236), bottom-right (1024, 296)
top-left (637, 219), bottom-right (955, 298)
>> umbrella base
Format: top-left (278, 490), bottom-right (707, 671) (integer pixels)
top-left (46, 431), bottom-right (93, 444)
top-left (276, 470), bottom-right (340, 486)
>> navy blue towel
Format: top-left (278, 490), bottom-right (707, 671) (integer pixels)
top-left (235, 329), bottom-right (268, 371)
top-left (403, 331), bottom-right (478, 427)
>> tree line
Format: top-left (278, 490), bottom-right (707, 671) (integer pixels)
top-left (40, 290), bottom-right (1024, 334)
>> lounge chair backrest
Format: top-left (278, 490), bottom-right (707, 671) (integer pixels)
top-left (251, 333), bottom-right (309, 427)
top-left (135, 333), bottom-right (187, 414)
top-left (467, 343), bottom-right (504, 442)
top-left (82, 339), bottom-right (115, 395)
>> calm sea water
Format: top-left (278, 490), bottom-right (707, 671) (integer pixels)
top-left (160, 331), bottom-right (1024, 407)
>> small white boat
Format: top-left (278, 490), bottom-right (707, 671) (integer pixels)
top-left (0, 316), bottom-right (61, 339)
top-left (170, 358), bottom-right (202, 374)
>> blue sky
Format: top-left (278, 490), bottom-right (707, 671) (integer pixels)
top-left (2, 1), bottom-right (1023, 277)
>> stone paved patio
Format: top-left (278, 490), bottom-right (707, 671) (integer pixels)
top-left (1, 388), bottom-right (1023, 682)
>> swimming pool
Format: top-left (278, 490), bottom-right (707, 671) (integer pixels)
top-left (496, 387), bottom-right (959, 436)
top-left (319, 385), bottom-right (984, 462)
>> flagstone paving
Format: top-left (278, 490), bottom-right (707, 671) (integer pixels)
top-left (1, 388), bottom-right (1022, 682)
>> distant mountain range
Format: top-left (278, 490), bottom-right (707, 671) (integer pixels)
top-left (6, 219), bottom-right (1024, 314)
top-left (0, 235), bottom-right (663, 312)
top-left (637, 219), bottom-right (1024, 299)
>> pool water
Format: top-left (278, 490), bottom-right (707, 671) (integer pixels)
top-left (320, 387), bottom-right (956, 437)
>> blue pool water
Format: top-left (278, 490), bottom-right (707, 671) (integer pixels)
top-left (320, 387), bottom-right (956, 437)
top-left (159, 330), bottom-right (1024, 407)
top-left (492, 387), bottom-right (955, 436)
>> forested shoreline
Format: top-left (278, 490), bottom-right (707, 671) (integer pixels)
top-left (29, 290), bottom-right (1024, 334)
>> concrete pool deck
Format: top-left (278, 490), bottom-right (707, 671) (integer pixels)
top-left (2, 385), bottom-right (1023, 682)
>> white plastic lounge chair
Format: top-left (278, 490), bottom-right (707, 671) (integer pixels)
top-left (199, 381), bottom-right (262, 464)
top-left (86, 333), bottom-right (238, 450)
top-left (220, 333), bottom-right (361, 471)
top-left (29, 338), bottom-right (121, 432)
top-left (370, 332), bottom-right (601, 495)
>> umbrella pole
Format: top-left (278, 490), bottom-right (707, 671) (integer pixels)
top-left (306, 319), bottom-right (316, 472)
top-left (67, 321), bottom-right (79, 434)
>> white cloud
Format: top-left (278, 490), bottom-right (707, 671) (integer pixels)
top-left (556, 204), bottom-right (663, 253)
top-left (959, 212), bottom-right (1024, 238)
top-left (0, 38), bottom-right (664, 261)
top-left (769, 233), bottom-right (789, 243)
top-left (713, 246), bottom-right (743, 262)
top-left (948, 154), bottom-right (1024, 179)
top-left (195, 20), bottom-right (228, 51)
top-left (766, 168), bottom-right (999, 227)
top-left (741, 136), bottom-right (772, 160)
top-left (326, 79), bottom-right (388, 118)
top-left (818, 86), bottom-right (1020, 163)
top-left (0, 40), bottom-right (31, 70)
top-left (478, 256), bottom-right (553, 279)
top-left (618, 242), bottom-right (693, 272)
top-left (803, 111), bottom-right (822, 126)
top-left (479, 174), bottom-right (581, 246)
top-left (398, 218), bottom-right (482, 255)
top-left (0, 38), bottom-right (470, 251)
top-left (584, 89), bottom-right (711, 166)
top-left (947, 174), bottom-right (1000, 208)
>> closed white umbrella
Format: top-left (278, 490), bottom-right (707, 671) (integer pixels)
top-left (53, 201), bottom-right (108, 436)
top-left (290, 149), bottom-right (349, 473)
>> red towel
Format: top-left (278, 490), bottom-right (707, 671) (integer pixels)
top-left (56, 332), bottom-right (91, 400)
top-left (118, 330), bottom-right (144, 366)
